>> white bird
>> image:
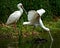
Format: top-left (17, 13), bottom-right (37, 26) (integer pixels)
top-left (23, 9), bottom-right (53, 48)
top-left (23, 9), bottom-right (49, 31)
top-left (6, 3), bottom-right (24, 29)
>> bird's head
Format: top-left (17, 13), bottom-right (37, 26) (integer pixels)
top-left (17, 3), bottom-right (27, 14)
top-left (37, 9), bottom-right (45, 16)
top-left (17, 3), bottom-right (23, 9)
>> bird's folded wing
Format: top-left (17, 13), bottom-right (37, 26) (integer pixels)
top-left (6, 11), bottom-right (20, 24)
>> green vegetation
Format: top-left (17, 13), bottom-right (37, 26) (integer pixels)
top-left (0, 0), bottom-right (60, 48)
top-left (0, 19), bottom-right (60, 48)
top-left (0, 0), bottom-right (60, 23)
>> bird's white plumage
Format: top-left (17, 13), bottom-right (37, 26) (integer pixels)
top-left (6, 3), bottom-right (23, 25)
top-left (39, 18), bottom-right (50, 31)
top-left (23, 22), bottom-right (31, 25)
top-left (28, 10), bottom-right (36, 21)
top-left (27, 9), bottom-right (45, 23)
top-left (37, 9), bottom-right (45, 16)
top-left (6, 11), bottom-right (22, 24)
top-left (23, 9), bottom-right (49, 31)
top-left (28, 10), bottom-right (39, 23)
top-left (23, 8), bottom-right (53, 48)
top-left (17, 3), bottom-right (22, 9)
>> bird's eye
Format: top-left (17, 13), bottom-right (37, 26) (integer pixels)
top-left (20, 5), bottom-right (23, 8)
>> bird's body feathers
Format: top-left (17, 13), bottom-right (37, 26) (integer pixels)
top-left (28, 10), bottom-right (40, 23)
top-left (6, 11), bottom-right (22, 24)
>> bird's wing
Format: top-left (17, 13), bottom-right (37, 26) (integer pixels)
top-left (6, 11), bottom-right (21, 24)
top-left (28, 10), bottom-right (40, 23)
top-left (37, 9), bottom-right (45, 16)
top-left (28, 10), bottom-right (36, 21)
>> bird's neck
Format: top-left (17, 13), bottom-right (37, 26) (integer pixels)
top-left (19, 7), bottom-right (23, 13)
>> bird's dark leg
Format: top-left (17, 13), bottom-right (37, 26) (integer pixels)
top-left (13, 22), bottom-right (17, 31)
top-left (13, 22), bottom-right (18, 48)
top-left (48, 31), bottom-right (53, 48)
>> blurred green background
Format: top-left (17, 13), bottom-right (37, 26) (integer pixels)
top-left (0, 0), bottom-right (60, 23)
top-left (0, 0), bottom-right (60, 48)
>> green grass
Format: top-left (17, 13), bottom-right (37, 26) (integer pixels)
top-left (0, 19), bottom-right (60, 48)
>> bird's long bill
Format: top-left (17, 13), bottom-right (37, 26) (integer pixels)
top-left (22, 7), bottom-right (27, 15)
